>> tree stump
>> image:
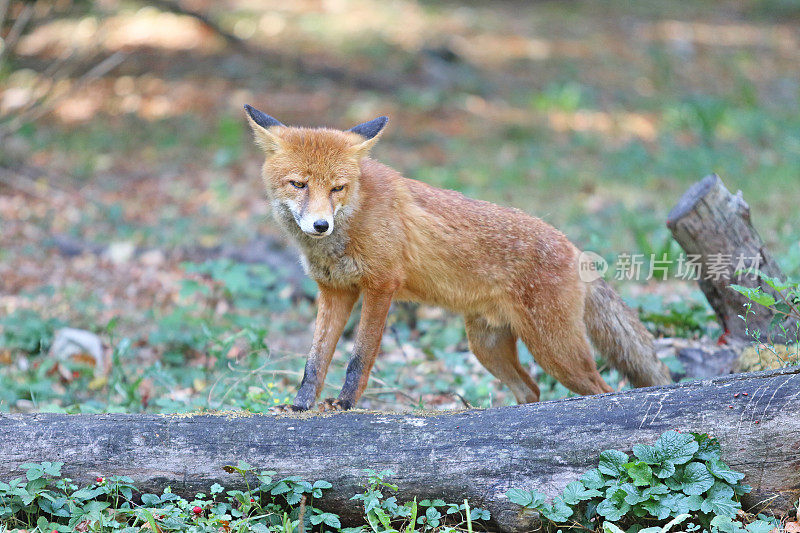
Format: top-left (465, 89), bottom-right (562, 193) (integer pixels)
top-left (667, 174), bottom-right (795, 344)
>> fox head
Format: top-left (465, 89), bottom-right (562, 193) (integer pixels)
top-left (244, 105), bottom-right (388, 238)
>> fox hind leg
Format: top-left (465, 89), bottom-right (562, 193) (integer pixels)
top-left (513, 311), bottom-right (613, 396)
top-left (464, 316), bottom-right (540, 404)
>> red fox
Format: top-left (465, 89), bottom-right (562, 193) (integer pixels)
top-left (244, 105), bottom-right (671, 412)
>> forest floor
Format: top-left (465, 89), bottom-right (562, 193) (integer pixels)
top-left (1, 0), bottom-right (799, 413)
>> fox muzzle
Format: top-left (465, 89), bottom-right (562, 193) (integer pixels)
top-left (296, 213), bottom-right (333, 237)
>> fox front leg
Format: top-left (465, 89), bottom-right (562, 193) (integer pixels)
top-left (319, 288), bottom-right (394, 411)
top-left (272, 286), bottom-right (358, 413)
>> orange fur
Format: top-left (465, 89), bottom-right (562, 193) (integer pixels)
top-left (245, 108), bottom-right (671, 411)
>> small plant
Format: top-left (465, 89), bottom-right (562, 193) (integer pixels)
top-left (0, 460), bottom-right (336, 532)
top-left (351, 469), bottom-right (490, 532)
top-left (639, 298), bottom-right (717, 339)
top-left (0, 309), bottom-right (64, 356)
top-left (731, 272), bottom-right (800, 368)
top-left (506, 430), bottom-right (778, 533)
top-left (0, 462), bottom-right (493, 532)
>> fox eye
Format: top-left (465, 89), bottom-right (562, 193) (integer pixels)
top-left (289, 181), bottom-right (306, 189)
top-left (331, 184), bottom-right (345, 192)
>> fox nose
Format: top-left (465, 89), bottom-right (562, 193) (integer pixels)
top-left (313, 219), bottom-right (329, 233)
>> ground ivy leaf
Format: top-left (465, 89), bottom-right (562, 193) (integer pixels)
top-left (506, 488), bottom-right (533, 508)
top-left (625, 461), bottom-right (653, 486)
top-left (706, 458), bottom-right (745, 484)
top-left (680, 462), bottom-right (714, 495)
top-left (530, 491), bottom-right (547, 508)
top-left (654, 461), bottom-right (676, 479)
top-left (746, 520), bottom-right (778, 533)
top-left (701, 489), bottom-right (740, 518)
top-left (642, 484), bottom-right (669, 498)
top-left (710, 515), bottom-right (741, 533)
top-left (581, 468), bottom-right (606, 490)
top-left (562, 481), bottom-right (602, 505)
top-left (598, 450), bottom-right (630, 477)
top-left (596, 498), bottom-right (629, 522)
top-left (632, 443), bottom-right (663, 465)
top-left (660, 492), bottom-right (688, 514)
top-left (542, 497), bottom-right (573, 522)
top-left (692, 433), bottom-right (722, 461)
top-left (619, 483), bottom-right (645, 506)
top-left (701, 481), bottom-right (739, 518)
top-left (655, 431), bottom-right (699, 465)
top-left (641, 497), bottom-right (672, 520)
top-left (605, 484), bottom-right (625, 501)
top-left (686, 494), bottom-right (703, 512)
top-left (664, 471), bottom-right (683, 492)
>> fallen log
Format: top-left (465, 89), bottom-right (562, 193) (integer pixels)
top-left (2, 367), bottom-right (799, 532)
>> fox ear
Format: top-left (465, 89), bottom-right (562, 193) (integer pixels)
top-left (348, 116), bottom-right (388, 157)
top-left (244, 104), bottom-right (285, 154)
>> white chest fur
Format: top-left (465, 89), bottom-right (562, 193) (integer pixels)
top-left (298, 246), bottom-right (362, 286)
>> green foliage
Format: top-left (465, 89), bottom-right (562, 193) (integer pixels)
top-left (350, 469), bottom-right (489, 532)
top-left (0, 463), bottom-right (490, 532)
top-left (0, 309), bottom-right (64, 355)
top-left (0, 459), bottom-right (337, 531)
top-left (531, 81), bottom-right (589, 113)
top-left (149, 259), bottom-right (289, 364)
top-left (505, 430), bottom-right (776, 532)
top-left (638, 294), bottom-right (718, 339)
top-left (209, 115), bottom-right (245, 168)
top-left (182, 259), bottom-right (286, 311)
top-left (0, 306), bottom-right (293, 414)
top-left (731, 272), bottom-right (800, 326)
top-left (731, 271), bottom-right (800, 367)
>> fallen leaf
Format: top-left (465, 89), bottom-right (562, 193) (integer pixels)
top-left (89, 376), bottom-right (108, 390)
top-left (193, 378), bottom-right (206, 392)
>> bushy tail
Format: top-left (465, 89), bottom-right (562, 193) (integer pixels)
top-left (584, 279), bottom-right (671, 387)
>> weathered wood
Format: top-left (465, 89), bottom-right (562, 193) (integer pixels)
top-left (667, 174), bottom-right (796, 344)
top-left (1, 368), bottom-right (799, 532)
top-left (656, 337), bottom-right (743, 380)
top-left (658, 337), bottom-right (799, 379)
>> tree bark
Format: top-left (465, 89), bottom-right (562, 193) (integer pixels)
top-left (1, 367), bottom-right (799, 532)
top-left (667, 174), bottom-right (795, 344)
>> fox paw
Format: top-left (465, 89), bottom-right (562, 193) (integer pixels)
top-left (269, 404), bottom-right (307, 414)
top-left (317, 398), bottom-right (351, 412)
